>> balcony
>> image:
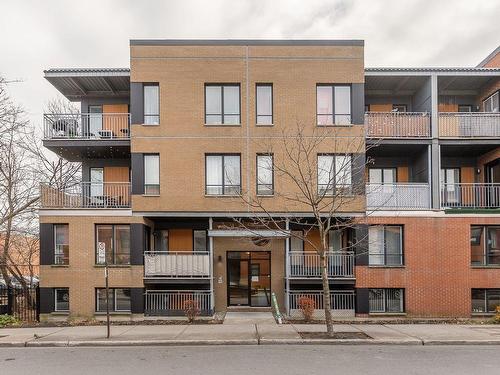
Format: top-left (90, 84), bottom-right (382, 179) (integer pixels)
top-left (288, 252), bottom-right (354, 278)
top-left (287, 290), bottom-right (355, 318)
top-left (441, 183), bottom-right (500, 209)
top-left (144, 290), bottom-right (212, 316)
top-left (365, 112), bottom-right (431, 138)
top-left (144, 252), bottom-right (211, 278)
top-left (40, 182), bottom-right (131, 209)
top-left (366, 183), bottom-right (431, 210)
top-left (439, 113), bottom-right (500, 138)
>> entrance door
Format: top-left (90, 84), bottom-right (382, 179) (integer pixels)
top-left (227, 251), bottom-right (271, 307)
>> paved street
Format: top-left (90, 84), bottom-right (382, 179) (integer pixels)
top-left (1, 345), bottom-right (499, 375)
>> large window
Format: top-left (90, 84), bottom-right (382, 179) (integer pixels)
top-left (54, 288), bottom-right (69, 312)
top-left (317, 154), bottom-right (352, 195)
top-left (369, 168), bottom-right (396, 184)
top-left (471, 226), bottom-right (500, 266)
top-left (193, 230), bottom-right (208, 252)
top-left (256, 154), bottom-right (274, 195)
top-left (256, 84), bottom-right (273, 125)
top-left (316, 85), bottom-right (351, 125)
top-left (369, 288), bottom-right (404, 313)
top-left (369, 226), bottom-right (403, 266)
top-left (205, 84), bottom-right (241, 125)
top-left (483, 90), bottom-right (499, 112)
top-left (144, 154), bottom-right (160, 195)
top-left (96, 288), bottom-right (131, 312)
top-left (205, 154), bottom-right (241, 195)
top-left (54, 224), bottom-right (69, 265)
top-left (96, 225), bottom-right (130, 265)
top-left (143, 84), bottom-right (160, 125)
top-left (472, 289), bottom-right (500, 314)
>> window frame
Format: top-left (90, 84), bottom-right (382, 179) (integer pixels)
top-left (368, 168), bottom-right (397, 184)
top-left (255, 83), bottom-right (273, 126)
top-left (369, 288), bottom-right (405, 313)
top-left (471, 225), bottom-right (500, 266)
top-left (54, 288), bottom-right (69, 312)
top-left (95, 288), bottom-right (131, 313)
top-left (368, 225), bottom-right (404, 266)
top-left (204, 83), bottom-right (241, 125)
top-left (316, 84), bottom-right (352, 126)
top-left (53, 224), bottom-right (69, 265)
top-left (256, 153), bottom-right (274, 196)
top-left (193, 229), bottom-right (208, 253)
top-left (205, 153), bottom-right (242, 196)
top-left (482, 90), bottom-right (499, 112)
top-left (472, 288), bottom-right (500, 314)
top-left (144, 153), bottom-right (160, 195)
top-left (316, 153), bottom-right (353, 196)
top-left (143, 83), bottom-right (160, 125)
top-left (95, 224), bottom-right (131, 265)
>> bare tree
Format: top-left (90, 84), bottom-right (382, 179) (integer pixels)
top-left (229, 123), bottom-right (374, 336)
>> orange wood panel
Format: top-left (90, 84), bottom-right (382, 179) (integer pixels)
top-left (369, 104), bottom-right (393, 112)
top-left (104, 167), bottom-right (129, 182)
top-left (169, 229), bottom-right (193, 252)
top-left (438, 103), bottom-right (458, 112)
top-left (102, 104), bottom-right (128, 134)
top-left (397, 166), bottom-right (409, 183)
top-left (461, 167), bottom-right (475, 205)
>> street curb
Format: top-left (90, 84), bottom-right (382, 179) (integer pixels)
top-left (25, 339), bottom-right (259, 347)
top-left (0, 342), bottom-right (27, 348)
top-left (259, 338), bottom-right (422, 345)
top-left (423, 340), bottom-right (500, 345)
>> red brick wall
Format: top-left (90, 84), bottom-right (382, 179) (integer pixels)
top-left (356, 216), bottom-right (500, 317)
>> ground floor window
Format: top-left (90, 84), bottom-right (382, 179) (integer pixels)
top-left (96, 288), bottom-right (131, 312)
top-left (472, 289), bottom-right (500, 313)
top-left (369, 288), bottom-right (404, 313)
top-left (54, 288), bottom-right (69, 312)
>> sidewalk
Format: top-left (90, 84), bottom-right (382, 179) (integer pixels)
top-left (1, 323), bottom-right (500, 347)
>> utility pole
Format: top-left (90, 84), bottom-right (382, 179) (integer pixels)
top-left (105, 261), bottom-right (110, 339)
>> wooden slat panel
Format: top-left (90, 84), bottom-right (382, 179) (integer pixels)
top-left (104, 167), bottom-right (129, 182)
top-left (461, 167), bottom-right (475, 205)
top-left (102, 104), bottom-right (128, 134)
top-left (438, 103), bottom-right (458, 112)
top-left (369, 104), bottom-right (392, 112)
top-left (169, 229), bottom-right (193, 252)
top-left (397, 166), bottom-right (409, 183)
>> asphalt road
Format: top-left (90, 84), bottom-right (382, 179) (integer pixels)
top-left (0, 345), bottom-right (498, 375)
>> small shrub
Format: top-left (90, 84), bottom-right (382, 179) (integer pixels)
top-left (0, 314), bottom-right (20, 328)
top-left (183, 299), bottom-right (200, 323)
top-left (493, 306), bottom-right (500, 324)
top-left (298, 296), bottom-right (316, 322)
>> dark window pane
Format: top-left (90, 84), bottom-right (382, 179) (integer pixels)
top-left (470, 226), bottom-right (484, 265)
top-left (385, 227), bottom-right (402, 266)
top-left (54, 224), bottom-right (69, 265)
top-left (472, 289), bottom-right (486, 313)
top-left (55, 288), bottom-right (69, 311)
top-left (115, 289), bottom-right (131, 311)
top-left (115, 225), bottom-right (130, 265)
top-left (487, 290), bottom-right (500, 313)
top-left (96, 288), bottom-right (113, 312)
top-left (487, 227), bottom-right (500, 265)
top-left (96, 225), bottom-right (113, 264)
top-left (194, 230), bottom-right (207, 252)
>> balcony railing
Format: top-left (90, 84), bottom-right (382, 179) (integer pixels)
top-left (441, 183), bottom-right (500, 209)
top-left (365, 112), bottom-right (431, 138)
top-left (144, 290), bottom-right (212, 316)
top-left (288, 252), bottom-right (354, 278)
top-left (43, 113), bottom-right (131, 140)
top-left (366, 183), bottom-right (431, 210)
top-left (438, 112), bottom-right (500, 138)
top-left (144, 251), bottom-right (210, 278)
top-left (288, 290), bottom-right (355, 318)
top-left (40, 182), bottom-right (131, 208)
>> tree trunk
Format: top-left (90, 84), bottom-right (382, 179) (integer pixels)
top-left (320, 252), bottom-right (334, 336)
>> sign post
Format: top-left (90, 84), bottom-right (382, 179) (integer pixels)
top-left (98, 242), bottom-right (110, 339)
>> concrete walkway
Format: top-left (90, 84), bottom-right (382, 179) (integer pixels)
top-left (1, 323), bottom-right (500, 347)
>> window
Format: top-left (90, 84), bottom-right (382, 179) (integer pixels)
top-left (205, 154), bottom-right (241, 195)
top-left (369, 288), bottom-right (404, 313)
top-left (54, 288), bottom-right (69, 312)
top-left (154, 230), bottom-right (169, 252)
top-left (144, 84), bottom-right (159, 125)
top-left (290, 230), bottom-right (304, 252)
top-left (458, 105), bottom-right (473, 113)
top-left (369, 168), bottom-right (396, 184)
top-left (317, 154), bottom-right (352, 195)
top-left (205, 84), bottom-right (241, 124)
top-left (472, 289), bottom-right (500, 313)
top-left (483, 91), bottom-right (499, 112)
top-left (54, 224), bottom-right (69, 265)
top-left (392, 104), bottom-right (407, 112)
top-left (96, 225), bottom-right (130, 265)
top-left (328, 229), bottom-right (343, 252)
top-left (316, 85), bottom-right (351, 125)
top-left (193, 230), bottom-right (207, 252)
top-left (256, 154), bottom-right (274, 195)
top-left (256, 84), bottom-right (273, 125)
top-left (144, 154), bottom-right (160, 195)
top-left (96, 288), bottom-right (131, 312)
top-left (369, 226), bottom-right (403, 266)
top-left (471, 226), bottom-right (500, 266)
top-left (440, 168), bottom-right (460, 204)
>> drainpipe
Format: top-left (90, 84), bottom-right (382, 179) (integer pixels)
top-left (285, 219), bottom-right (290, 316)
top-left (209, 217), bottom-right (214, 314)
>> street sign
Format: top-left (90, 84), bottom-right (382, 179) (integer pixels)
top-left (97, 242), bottom-right (106, 264)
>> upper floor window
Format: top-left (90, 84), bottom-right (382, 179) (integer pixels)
top-left (458, 105), bottom-right (473, 113)
top-left (256, 154), bottom-right (274, 195)
top-left (369, 168), bottom-right (396, 184)
top-left (144, 154), bottom-right (160, 195)
top-left (483, 90), bottom-right (499, 112)
top-left (392, 104), bottom-right (407, 112)
top-left (144, 84), bottom-right (159, 125)
top-left (317, 154), bottom-right (352, 195)
top-left (369, 226), bottom-right (403, 266)
top-left (471, 226), bottom-right (500, 266)
top-left (205, 154), bottom-right (241, 195)
top-left (96, 288), bottom-right (131, 312)
top-left (369, 288), bottom-right (404, 313)
top-left (256, 84), bottom-right (273, 125)
top-left (96, 224), bottom-right (130, 265)
top-left (205, 84), bottom-right (241, 125)
top-left (316, 85), bottom-right (351, 125)
top-left (54, 224), bottom-right (69, 265)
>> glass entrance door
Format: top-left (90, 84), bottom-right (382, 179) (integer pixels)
top-left (227, 251), bottom-right (271, 307)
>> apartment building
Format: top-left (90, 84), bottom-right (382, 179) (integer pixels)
top-left (38, 40), bottom-right (499, 321)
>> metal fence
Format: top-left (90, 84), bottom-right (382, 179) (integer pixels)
top-left (438, 112), bottom-right (500, 138)
top-left (288, 290), bottom-right (355, 319)
top-left (366, 183), bottom-right (431, 210)
top-left (365, 112), bottom-right (431, 138)
top-left (288, 252), bottom-right (354, 278)
top-left (43, 113), bottom-right (130, 139)
top-left (441, 183), bottom-right (500, 209)
top-left (144, 290), bottom-right (212, 316)
top-left (0, 286), bottom-right (39, 322)
top-left (144, 252), bottom-right (211, 277)
top-left (40, 182), bottom-right (131, 209)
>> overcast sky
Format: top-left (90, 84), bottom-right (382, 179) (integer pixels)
top-left (0, 0), bottom-right (499, 127)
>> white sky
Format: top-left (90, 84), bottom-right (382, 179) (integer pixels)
top-left (0, 0), bottom-right (499, 128)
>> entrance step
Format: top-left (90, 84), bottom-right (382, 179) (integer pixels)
top-left (226, 306), bottom-right (272, 313)
top-left (223, 311), bottom-right (276, 325)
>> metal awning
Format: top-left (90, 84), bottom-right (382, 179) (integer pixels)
top-left (44, 68), bottom-right (130, 101)
top-left (208, 229), bottom-right (290, 238)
